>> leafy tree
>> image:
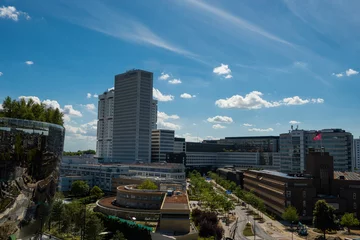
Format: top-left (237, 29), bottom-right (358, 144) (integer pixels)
top-left (0, 96), bottom-right (64, 125)
top-left (63, 150), bottom-right (96, 156)
top-left (51, 200), bottom-right (64, 231)
top-left (90, 186), bottom-right (104, 199)
top-left (282, 206), bottom-right (299, 224)
top-left (84, 212), bottom-right (104, 240)
top-left (341, 213), bottom-right (359, 233)
top-left (71, 180), bottom-right (90, 197)
top-left (112, 231), bottom-right (127, 240)
top-left (313, 200), bottom-right (337, 239)
top-left (137, 179), bottom-right (158, 190)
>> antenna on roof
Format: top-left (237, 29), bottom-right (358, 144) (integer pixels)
top-left (291, 125), bottom-right (293, 130)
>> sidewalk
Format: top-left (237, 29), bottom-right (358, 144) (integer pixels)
top-left (212, 181), bottom-right (303, 240)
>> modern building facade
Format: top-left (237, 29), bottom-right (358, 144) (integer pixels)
top-left (152, 100), bottom-right (158, 130)
top-left (279, 129), bottom-right (353, 173)
top-left (0, 118), bottom-right (65, 238)
top-left (151, 129), bottom-right (174, 162)
top-left (355, 138), bottom-right (360, 171)
top-left (243, 150), bottom-right (360, 220)
top-left (113, 69), bottom-right (153, 163)
top-left (220, 136), bottom-right (279, 152)
top-left (97, 89), bottom-right (114, 159)
top-left (174, 137), bottom-right (186, 153)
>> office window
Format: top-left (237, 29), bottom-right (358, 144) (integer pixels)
top-left (303, 191), bottom-right (306, 198)
top-left (286, 191), bottom-right (291, 198)
top-left (303, 201), bottom-right (306, 207)
top-left (353, 193), bottom-right (356, 200)
top-left (354, 202), bottom-right (357, 210)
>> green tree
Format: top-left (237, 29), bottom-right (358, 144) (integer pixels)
top-left (51, 200), bottom-right (64, 231)
top-left (71, 180), bottom-right (90, 197)
top-left (137, 179), bottom-right (158, 190)
top-left (112, 231), bottom-right (127, 240)
top-left (313, 200), bottom-right (337, 239)
top-left (282, 206), bottom-right (299, 225)
top-left (84, 212), bottom-right (104, 240)
top-left (340, 213), bottom-right (359, 234)
top-left (90, 186), bottom-right (104, 199)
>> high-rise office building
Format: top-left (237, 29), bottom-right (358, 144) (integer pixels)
top-left (152, 100), bottom-right (158, 130)
top-left (355, 138), bottom-right (360, 171)
top-left (151, 129), bottom-right (175, 162)
top-left (279, 129), bottom-right (353, 173)
top-left (96, 89), bottom-right (114, 159)
top-left (113, 69), bottom-right (153, 163)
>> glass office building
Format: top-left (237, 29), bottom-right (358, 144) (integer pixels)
top-left (0, 118), bottom-right (65, 239)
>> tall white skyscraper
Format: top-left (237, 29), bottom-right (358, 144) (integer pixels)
top-left (354, 138), bottom-right (360, 171)
top-left (112, 69), bottom-right (153, 163)
top-left (96, 89), bottom-right (114, 159)
top-left (152, 100), bottom-right (158, 130)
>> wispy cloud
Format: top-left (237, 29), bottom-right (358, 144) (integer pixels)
top-left (248, 127), bottom-right (274, 132)
top-left (180, 93), bottom-right (196, 99)
top-left (153, 88), bottom-right (174, 102)
top-left (183, 0), bottom-right (293, 47)
top-left (25, 61), bottom-right (34, 65)
top-left (57, 1), bottom-right (200, 62)
top-left (289, 120), bottom-right (301, 124)
top-left (213, 64), bottom-right (232, 79)
top-left (168, 79), bottom-right (182, 84)
top-left (0, 6), bottom-right (30, 21)
top-left (333, 68), bottom-right (359, 78)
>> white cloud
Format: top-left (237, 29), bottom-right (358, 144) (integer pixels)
top-left (25, 61), bottom-right (34, 65)
top-left (332, 73), bottom-right (343, 78)
top-left (207, 116), bottom-right (233, 124)
top-left (176, 133), bottom-right (202, 142)
top-left (180, 93), bottom-right (196, 99)
top-left (108, 87), bottom-right (114, 91)
top-left (65, 124), bottom-right (87, 134)
top-left (212, 124), bottom-right (226, 129)
top-left (205, 136), bottom-right (217, 140)
top-left (159, 72), bottom-right (170, 80)
top-left (346, 68), bottom-right (359, 77)
top-left (81, 103), bottom-right (96, 113)
top-left (276, 123), bottom-right (281, 126)
top-left (93, 94), bottom-right (98, 98)
top-left (168, 79), bottom-right (182, 84)
top-left (0, 6), bottom-right (30, 21)
top-left (248, 128), bottom-right (274, 132)
top-left (243, 123), bottom-right (253, 127)
top-left (213, 64), bottom-right (232, 77)
top-left (157, 111), bottom-right (179, 120)
top-left (18, 96), bottom-right (41, 105)
top-left (333, 68), bottom-right (359, 78)
top-left (215, 91), bottom-right (324, 109)
top-left (87, 93), bottom-right (92, 98)
top-left (293, 61), bottom-right (307, 68)
top-left (157, 111), bottom-right (180, 130)
top-left (65, 119), bottom-right (97, 137)
top-left (289, 120), bottom-right (301, 124)
top-left (0, 104), bottom-right (3, 110)
top-left (42, 99), bottom-right (61, 110)
top-left (153, 88), bottom-right (174, 102)
top-left (63, 105), bottom-right (82, 117)
top-left (0, 72), bottom-right (3, 77)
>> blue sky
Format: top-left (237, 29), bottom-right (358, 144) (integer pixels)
top-left (1, 0), bottom-right (359, 151)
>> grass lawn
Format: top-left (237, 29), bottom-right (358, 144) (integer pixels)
top-left (243, 224), bottom-right (254, 236)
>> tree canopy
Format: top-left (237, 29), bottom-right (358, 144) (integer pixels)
top-left (313, 200), bottom-right (337, 239)
top-left (71, 180), bottom-right (90, 197)
top-left (0, 96), bottom-right (64, 125)
top-left (137, 179), bottom-right (158, 190)
top-left (282, 206), bottom-right (299, 223)
top-left (341, 212), bottom-right (359, 233)
top-left (63, 150), bottom-right (96, 156)
top-left (90, 186), bottom-right (104, 199)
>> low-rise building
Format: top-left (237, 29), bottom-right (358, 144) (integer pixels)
top-left (151, 129), bottom-right (175, 162)
top-left (243, 150), bottom-right (360, 219)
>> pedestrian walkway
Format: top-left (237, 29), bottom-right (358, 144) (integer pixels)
top-left (211, 181), bottom-right (303, 240)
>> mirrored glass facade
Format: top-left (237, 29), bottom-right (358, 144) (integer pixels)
top-left (0, 118), bottom-right (65, 239)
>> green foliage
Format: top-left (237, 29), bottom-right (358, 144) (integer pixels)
top-left (191, 209), bottom-right (223, 240)
top-left (63, 150), bottom-right (96, 156)
top-left (137, 179), bottom-right (158, 190)
top-left (71, 180), bottom-right (90, 197)
top-left (282, 206), bottom-right (299, 223)
top-left (243, 223), bottom-right (254, 236)
top-left (313, 200), bottom-right (337, 239)
top-left (90, 186), bottom-right (104, 199)
top-left (84, 212), bottom-right (104, 240)
top-left (0, 96), bottom-right (64, 125)
top-left (78, 195), bottom-right (98, 205)
top-left (340, 212), bottom-right (360, 233)
top-left (112, 231), bottom-right (127, 240)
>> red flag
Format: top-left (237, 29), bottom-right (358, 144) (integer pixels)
top-left (313, 131), bottom-right (322, 141)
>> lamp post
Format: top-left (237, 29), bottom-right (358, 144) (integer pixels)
top-left (253, 218), bottom-right (256, 240)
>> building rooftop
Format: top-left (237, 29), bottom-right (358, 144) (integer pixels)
top-left (225, 136), bottom-right (279, 140)
top-left (334, 171), bottom-right (360, 181)
top-left (248, 170), bottom-right (310, 179)
top-left (162, 191), bottom-right (189, 210)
